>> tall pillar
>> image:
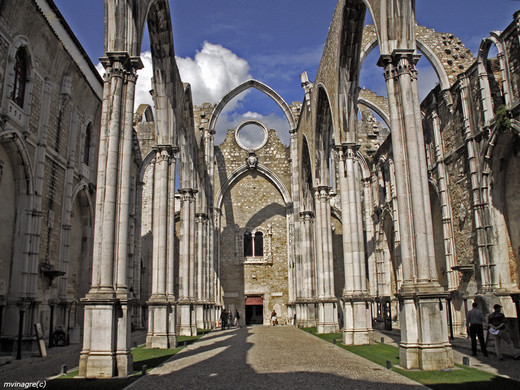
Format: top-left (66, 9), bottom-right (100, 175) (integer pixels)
top-left (79, 53), bottom-right (142, 378)
top-left (146, 146), bottom-right (177, 348)
top-left (458, 75), bottom-right (494, 292)
top-left (178, 188), bottom-right (197, 336)
top-left (299, 210), bottom-right (316, 327)
top-left (378, 50), bottom-right (452, 370)
top-left (338, 144), bottom-right (372, 344)
top-left (430, 111), bottom-right (458, 291)
top-left (195, 213), bottom-right (208, 329)
top-left (314, 187), bottom-right (338, 333)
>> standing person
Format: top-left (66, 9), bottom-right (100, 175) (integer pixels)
top-left (488, 304), bottom-right (520, 360)
top-left (227, 310), bottom-right (233, 329)
top-left (235, 309), bottom-right (240, 327)
top-left (467, 302), bottom-right (488, 357)
top-left (220, 308), bottom-right (227, 330)
top-left (271, 310), bottom-right (277, 326)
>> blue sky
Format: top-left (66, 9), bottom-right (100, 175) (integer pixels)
top-left (54, 0), bottom-right (520, 145)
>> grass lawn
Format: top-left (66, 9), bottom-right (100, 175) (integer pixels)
top-left (46, 330), bottom-right (210, 390)
top-left (300, 327), bottom-right (520, 390)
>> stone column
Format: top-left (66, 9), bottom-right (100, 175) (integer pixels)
top-left (299, 210), bottom-right (315, 327)
top-left (314, 187), bottom-right (338, 333)
top-left (430, 111), bottom-right (457, 291)
top-left (146, 146), bottom-right (177, 348)
top-left (195, 213), bottom-right (207, 329)
top-left (458, 75), bottom-right (494, 291)
top-left (363, 176), bottom-right (377, 297)
top-left (288, 128), bottom-right (300, 323)
top-left (338, 144), bottom-right (372, 344)
top-left (378, 50), bottom-right (452, 370)
top-left (204, 129), bottom-right (217, 328)
top-left (178, 188), bottom-right (197, 336)
top-left (79, 53), bottom-right (141, 378)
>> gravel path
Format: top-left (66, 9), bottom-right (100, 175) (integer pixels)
top-left (127, 326), bottom-right (424, 390)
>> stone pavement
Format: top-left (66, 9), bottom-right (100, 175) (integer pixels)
top-left (127, 326), bottom-right (424, 390)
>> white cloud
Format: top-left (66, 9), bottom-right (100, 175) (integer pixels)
top-left (176, 42), bottom-right (251, 106)
top-left (95, 42), bottom-right (252, 110)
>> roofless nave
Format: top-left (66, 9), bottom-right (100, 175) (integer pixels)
top-left (0, 0), bottom-right (519, 378)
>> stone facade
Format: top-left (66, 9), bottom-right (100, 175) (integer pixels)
top-left (3, 0), bottom-right (520, 378)
top-left (0, 0), bottom-right (101, 354)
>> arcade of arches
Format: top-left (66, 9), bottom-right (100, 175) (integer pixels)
top-left (1, 0), bottom-right (520, 379)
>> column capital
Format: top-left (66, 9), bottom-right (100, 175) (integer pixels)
top-left (313, 186), bottom-right (330, 201)
top-left (99, 51), bottom-right (144, 71)
top-left (457, 73), bottom-right (470, 90)
top-left (178, 187), bottom-right (197, 201)
top-left (341, 142), bottom-right (359, 159)
top-left (378, 50), bottom-right (421, 80)
top-left (299, 210), bottom-right (315, 221)
top-left (195, 213), bottom-right (208, 223)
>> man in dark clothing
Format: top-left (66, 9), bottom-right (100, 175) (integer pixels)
top-left (488, 304), bottom-right (520, 360)
top-left (467, 301), bottom-right (488, 357)
top-left (235, 309), bottom-right (240, 327)
top-left (220, 309), bottom-right (227, 330)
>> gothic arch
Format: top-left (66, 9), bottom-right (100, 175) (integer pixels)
top-left (478, 33), bottom-right (512, 115)
top-left (359, 30), bottom-right (451, 92)
top-left (215, 164), bottom-right (292, 211)
top-left (315, 85), bottom-right (334, 187)
top-left (357, 99), bottom-right (391, 129)
top-left (0, 128), bottom-right (34, 196)
top-left (208, 79), bottom-right (296, 132)
top-left (2, 35), bottom-right (35, 124)
top-left (300, 135), bottom-right (314, 212)
top-left (0, 128), bottom-right (35, 300)
top-left (135, 104), bottom-right (155, 123)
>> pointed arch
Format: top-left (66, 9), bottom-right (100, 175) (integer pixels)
top-left (208, 79), bottom-right (296, 132)
top-left (215, 163), bottom-right (292, 210)
top-left (359, 28), bottom-right (451, 92)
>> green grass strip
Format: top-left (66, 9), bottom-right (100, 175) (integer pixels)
top-left (300, 327), bottom-right (520, 390)
top-left (47, 329), bottom-right (210, 390)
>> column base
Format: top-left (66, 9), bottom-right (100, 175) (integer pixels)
top-left (317, 300), bottom-right (339, 334)
top-left (399, 344), bottom-right (453, 371)
top-left (342, 297), bottom-right (373, 345)
top-left (146, 299), bottom-right (176, 349)
top-left (79, 295), bottom-right (132, 378)
top-left (178, 303), bottom-right (195, 336)
top-left (398, 291), bottom-right (454, 370)
top-left (195, 304), bottom-right (204, 329)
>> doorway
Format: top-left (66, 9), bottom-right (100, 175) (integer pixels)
top-left (245, 296), bottom-right (263, 325)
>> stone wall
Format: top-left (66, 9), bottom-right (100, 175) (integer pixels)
top-left (0, 0), bottom-right (102, 351)
top-left (215, 123), bottom-right (292, 324)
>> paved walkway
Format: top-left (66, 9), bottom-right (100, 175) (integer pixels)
top-left (127, 326), bottom-right (424, 390)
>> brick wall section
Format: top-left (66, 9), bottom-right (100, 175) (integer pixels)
top-left (215, 121), bottom-right (292, 324)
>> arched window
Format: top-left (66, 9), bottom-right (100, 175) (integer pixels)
top-left (244, 231), bottom-right (252, 257)
top-left (254, 232), bottom-right (263, 257)
top-left (244, 231), bottom-right (263, 257)
top-left (83, 124), bottom-right (92, 166)
top-left (11, 48), bottom-right (28, 107)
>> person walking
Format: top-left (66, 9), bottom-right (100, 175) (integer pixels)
top-left (467, 301), bottom-right (488, 357)
top-left (488, 304), bottom-right (520, 360)
top-left (227, 310), bottom-right (233, 329)
top-left (220, 309), bottom-right (228, 330)
top-left (271, 310), bottom-right (277, 326)
top-left (235, 309), bottom-right (240, 327)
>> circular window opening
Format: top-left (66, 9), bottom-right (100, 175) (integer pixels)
top-left (235, 120), bottom-right (268, 151)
